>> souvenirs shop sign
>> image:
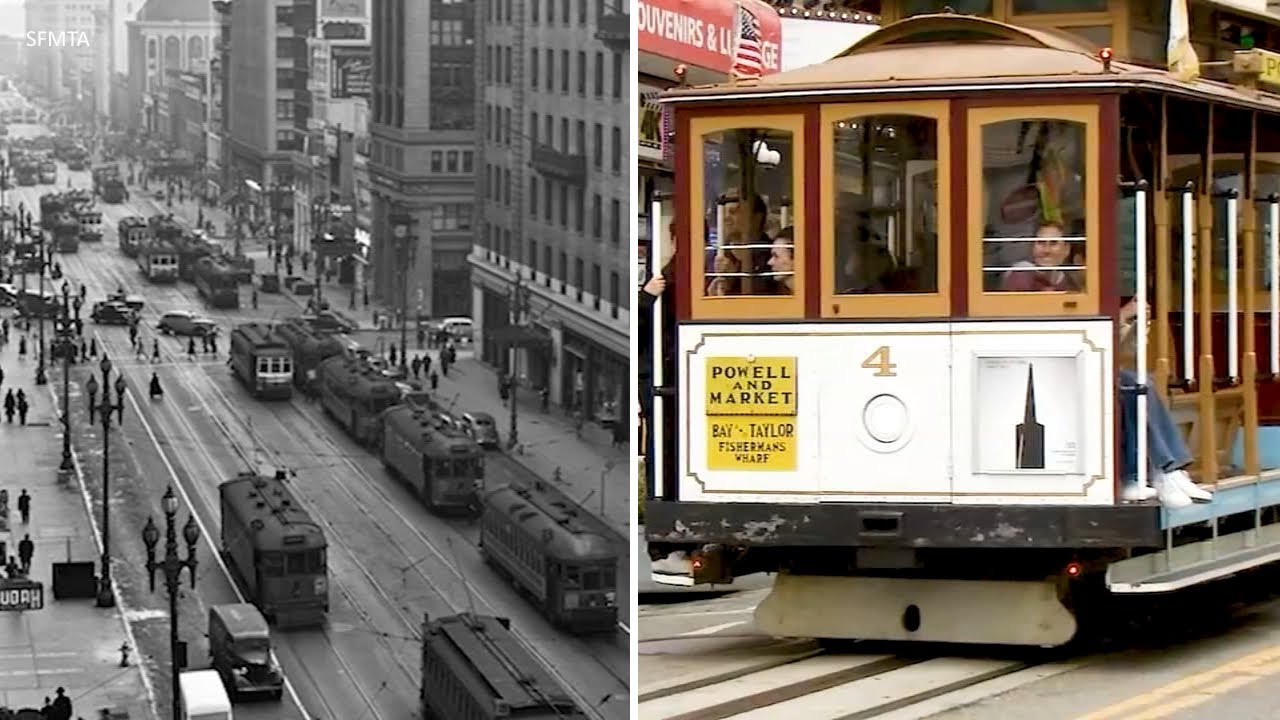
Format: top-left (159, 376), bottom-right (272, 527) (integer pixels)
top-left (638, 0), bottom-right (782, 76)
top-left (0, 579), bottom-right (44, 611)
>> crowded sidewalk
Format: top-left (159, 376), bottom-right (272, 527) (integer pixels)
top-left (0, 321), bottom-right (152, 718)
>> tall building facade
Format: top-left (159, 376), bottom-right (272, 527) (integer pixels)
top-left (470, 0), bottom-right (629, 422)
top-left (226, 0), bottom-right (315, 236)
top-left (368, 0), bottom-right (476, 319)
top-left (23, 0), bottom-right (105, 103)
top-left (126, 0), bottom-right (216, 135)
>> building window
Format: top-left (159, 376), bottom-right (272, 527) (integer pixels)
top-left (560, 118), bottom-right (569, 152)
top-left (276, 68), bottom-right (294, 89)
top-left (574, 258), bottom-right (584, 301)
top-left (275, 5), bottom-right (292, 24)
top-left (562, 0), bottom-right (570, 23)
top-left (531, 0), bottom-right (539, 22)
top-left (503, 107), bottom-right (511, 145)
top-left (576, 51), bottom-right (586, 96)
top-left (503, 168), bottom-right (511, 206)
top-left (504, 46), bottom-right (512, 84)
top-left (609, 271), bottom-right (619, 317)
top-left (579, 0), bottom-right (587, 24)
top-left (445, 151), bottom-right (458, 172)
top-left (530, 177), bottom-right (538, 218)
top-left (430, 151), bottom-right (443, 173)
top-left (546, 49), bottom-right (554, 92)
top-left (530, 111), bottom-right (538, 144)
top-left (593, 123), bottom-right (602, 168)
top-left (529, 239), bottom-right (538, 270)
top-left (612, 52), bottom-right (622, 99)
top-left (462, 151), bottom-right (474, 172)
top-left (275, 99), bottom-right (293, 120)
top-left (594, 52), bottom-right (603, 96)
top-left (559, 252), bottom-right (567, 287)
top-left (592, 193), bottom-right (601, 238)
top-left (592, 263), bottom-right (601, 309)
top-left (544, 178), bottom-right (553, 221)
top-left (430, 19), bottom-right (466, 46)
top-left (544, 247), bottom-right (552, 282)
top-left (431, 204), bottom-right (473, 231)
top-left (610, 198), bottom-right (620, 245)
top-left (275, 129), bottom-right (297, 151)
top-left (559, 183), bottom-right (568, 227)
top-left (560, 49), bottom-right (569, 93)
top-left (530, 49), bottom-right (539, 88)
top-left (575, 189), bottom-right (585, 231)
top-left (575, 120), bottom-right (585, 155)
top-left (611, 126), bottom-right (621, 173)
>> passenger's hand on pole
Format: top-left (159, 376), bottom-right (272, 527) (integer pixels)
top-left (643, 274), bottom-right (667, 297)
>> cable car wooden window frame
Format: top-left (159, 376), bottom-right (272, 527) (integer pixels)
top-left (688, 115), bottom-right (807, 320)
top-left (967, 103), bottom-right (1101, 317)
top-left (819, 100), bottom-right (952, 318)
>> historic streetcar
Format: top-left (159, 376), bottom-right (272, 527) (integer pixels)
top-left (275, 317), bottom-right (352, 394)
top-left (117, 216), bottom-right (150, 257)
top-left (194, 256), bottom-right (241, 309)
top-left (229, 323), bottom-right (294, 400)
top-left (317, 352), bottom-right (401, 447)
top-left (137, 238), bottom-right (179, 282)
top-left (219, 471), bottom-right (328, 628)
top-left (481, 482), bottom-right (618, 633)
top-left (419, 613), bottom-right (587, 720)
top-left (644, 10), bottom-right (1280, 647)
top-left (380, 404), bottom-right (484, 515)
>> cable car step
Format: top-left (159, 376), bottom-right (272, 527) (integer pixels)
top-left (1106, 522), bottom-right (1280, 594)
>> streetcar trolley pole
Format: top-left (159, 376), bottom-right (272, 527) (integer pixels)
top-left (141, 487), bottom-right (199, 720)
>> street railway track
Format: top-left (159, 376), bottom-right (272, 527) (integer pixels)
top-left (69, 246), bottom-right (402, 719)
top-left (66, 234), bottom-right (626, 718)
top-left (638, 637), bottom-right (1063, 720)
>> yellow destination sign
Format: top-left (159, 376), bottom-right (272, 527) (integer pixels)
top-left (1236, 48), bottom-right (1280, 86)
top-left (705, 356), bottom-right (797, 416)
top-left (707, 417), bottom-right (797, 471)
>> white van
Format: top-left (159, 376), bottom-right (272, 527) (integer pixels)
top-left (439, 317), bottom-right (473, 343)
top-left (180, 669), bottom-right (233, 720)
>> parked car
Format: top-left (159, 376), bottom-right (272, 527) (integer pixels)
top-left (158, 310), bottom-right (217, 336)
top-left (91, 301), bottom-right (138, 325)
top-left (16, 290), bottom-right (60, 318)
top-left (459, 412), bottom-right (500, 449)
top-left (106, 291), bottom-right (145, 311)
top-left (0, 282), bottom-right (18, 307)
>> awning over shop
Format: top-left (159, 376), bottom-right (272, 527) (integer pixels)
top-left (485, 324), bottom-right (552, 349)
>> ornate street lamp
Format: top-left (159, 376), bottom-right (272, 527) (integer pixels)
top-left (86, 356), bottom-right (127, 607)
top-left (142, 487), bottom-right (199, 720)
top-left (58, 280), bottom-right (73, 473)
top-left (391, 214), bottom-right (412, 376)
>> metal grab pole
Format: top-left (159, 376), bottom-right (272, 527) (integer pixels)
top-left (1182, 188), bottom-right (1196, 384)
top-left (1227, 192), bottom-right (1240, 381)
top-left (1135, 184), bottom-right (1150, 493)
top-left (1270, 197), bottom-right (1279, 376)
top-left (650, 198), bottom-right (665, 500)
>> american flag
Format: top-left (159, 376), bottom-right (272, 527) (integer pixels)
top-left (731, 5), bottom-right (763, 80)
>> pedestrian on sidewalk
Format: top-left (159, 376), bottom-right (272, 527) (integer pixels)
top-left (252, 287), bottom-right (259, 309)
top-left (5, 556), bottom-right (18, 579)
top-left (612, 416), bottom-right (626, 448)
top-left (286, 259), bottom-right (294, 276)
top-left (210, 333), bottom-right (219, 355)
top-left (18, 334), bottom-right (26, 356)
top-left (16, 389), bottom-right (28, 425)
top-left (0, 364), bottom-right (5, 390)
top-left (17, 534), bottom-right (33, 574)
top-left (152, 339), bottom-right (160, 362)
top-left (422, 354), bottom-right (432, 377)
top-left (3, 389), bottom-right (13, 423)
top-left (417, 327), bottom-right (425, 349)
top-left (17, 489), bottom-right (30, 524)
top-left (411, 355), bottom-right (422, 379)
top-left (129, 324), bottom-right (138, 349)
top-left (51, 687), bottom-right (71, 720)
top-left (389, 343), bottom-right (398, 367)
top-left (430, 370), bottom-right (439, 390)
top-left (39, 696), bottom-right (51, 717)
top-left (79, 338), bottom-right (87, 362)
top-left (302, 252), bottom-right (309, 272)
top-left (188, 337), bottom-right (197, 359)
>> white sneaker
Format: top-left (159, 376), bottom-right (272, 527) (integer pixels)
top-left (1153, 475), bottom-right (1193, 509)
top-left (1165, 469), bottom-right (1212, 503)
top-left (1120, 482), bottom-right (1158, 502)
top-left (650, 551), bottom-right (692, 575)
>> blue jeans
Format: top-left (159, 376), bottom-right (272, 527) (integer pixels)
top-left (1119, 369), bottom-right (1193, 482)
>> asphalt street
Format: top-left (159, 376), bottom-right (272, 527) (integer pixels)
top-left (4, 123), bottom-right (628, 720)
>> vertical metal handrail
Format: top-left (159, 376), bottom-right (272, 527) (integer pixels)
top-left (1181, 187), bottom-right (1196, 385)
top-left (1270, 196), bottom-right (1279, 376)
top-left (1134, 183), bottom-right (1150, 497)
top-left (650, 198), bottom-right (666, 501)
top-left (1226, 192), bottom-right (1240, 382)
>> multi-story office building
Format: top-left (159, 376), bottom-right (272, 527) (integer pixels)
top-left (368, 0), bottom-right (476, 319)
top-left (24, 0), bottom-right (104, 102)
top-left (225, 0), bottom-right (315, 236)
top-left (126, 0), bottom-right (216, 134)
top-left (470, 0), bottom-right (629, 423)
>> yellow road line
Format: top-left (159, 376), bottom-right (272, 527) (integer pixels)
top-left (1074, 645), bottom-right (1280, 720)
top-left (1124, 660), bottom-right (1280, 720)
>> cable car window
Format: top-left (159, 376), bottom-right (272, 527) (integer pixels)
top-left (287, 552), bottom-right (306, 575)
top-left (1011, 0), bottom-right (1107, 13)
top-left (563, 567), bottom-right (581, 588)
top-left (832, 114), bottom-right (939, 296)
top-left (260, 551), bottom-right (284, 576)
top-left (583, 569), bottom-right (602, 590)
top-left (308, 549), bottom-right (325, 572)
top-left (903, 0), bottom-right (991, 16)
top-left (980, 119), bottom-right (1087, 293)
top-left (701, 128), bottom-right (796, 297)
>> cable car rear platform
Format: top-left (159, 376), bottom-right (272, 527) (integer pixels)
top-left (649, 470), bottom-right (1280, 596)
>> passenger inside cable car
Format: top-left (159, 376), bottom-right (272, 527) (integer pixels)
top-left (999, 222), bottom-right (1084, 292)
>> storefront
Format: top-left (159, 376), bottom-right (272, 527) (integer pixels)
top-left (561, 329), bottom-right (627, 424)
